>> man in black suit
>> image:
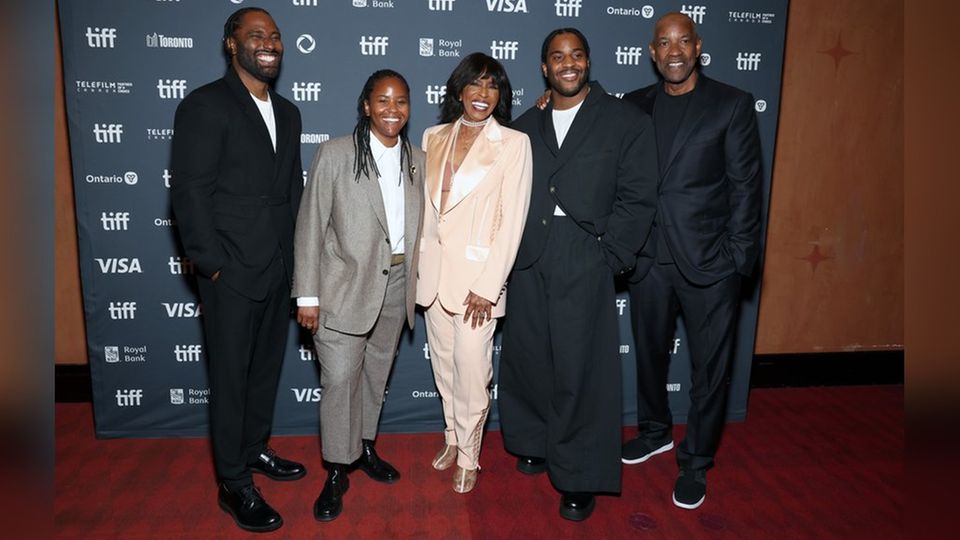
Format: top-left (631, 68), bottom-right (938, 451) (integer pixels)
top-left (170, 7), bottom-right (306, 533)
top-left (620, 12), bottom-right (762, 510)
top-left (499, 28), bottom-right (658, 521)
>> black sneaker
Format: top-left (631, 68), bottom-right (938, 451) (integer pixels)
top-left (621, 437), bottom-right (674, 464)
top-left (672, 468), bottom-right (706, 510)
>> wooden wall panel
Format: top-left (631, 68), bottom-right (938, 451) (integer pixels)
top-left (755, 0), bottom-right (903, 353)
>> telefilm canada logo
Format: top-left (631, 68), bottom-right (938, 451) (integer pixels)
top-left (729, 11), bottom-right (776, 24)
top-left (76, 80), bottom-right (133, 94)
top-left (146, 128), bottom-right (174, 141)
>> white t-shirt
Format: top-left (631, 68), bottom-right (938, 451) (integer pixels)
top-left (251, 92), bottom-right (277, 151)
top-left (551, 99), bottom-right (585, 216)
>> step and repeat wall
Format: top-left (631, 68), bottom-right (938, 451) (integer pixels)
top-left (59, 0), bottom-right (788, 438)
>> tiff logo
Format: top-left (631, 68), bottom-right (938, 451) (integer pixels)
top-left (86, 27), bottom-right (117, 48)
top-left (162, 302), bottom-right (202, 318)
top-left (163, 169), bottom-right (172, 188)
top-left (157, 79), bottom-right (187, 99)
top-left (359, 36), bottom-right (389, 56)
top-left (299, 344), bottom-right (315, 362)
top-left (736, 52), bottom-right (762, 71)
top-left (101, 211), bottom-right (130, 231)
top-left (680, 5), bottom-right (706, 24)
top-left (292, 82), bottom-right (322, 102)
top-left (168, 256), bottom-right (195, 274)
top-left (95, 257), bottom-right (142, 274)
top-left (174, 344), bottom-right (202, 362)
top-left (108, 302), bottom-right (137, 320)
top-left (490, 40), bottom-right (518, 60)
top-left (616, 46), bottom-right (643, 65)
top-left (116, 389), bottom-right (143, 406)
top-left (93, 123), bottom-right (123, 143)
top-left (486, 0), bottom-right (527, 13)
top-left (425, 84), bottom-right (447, 105)
top-left (616, 298), bottom-right (627, 316)
top-left (555, 0), bottom-right (581, 17)
top-left (429, 0), bottom-right (455, 10)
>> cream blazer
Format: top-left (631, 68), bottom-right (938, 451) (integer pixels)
top-left (416, 118), bottom-right (533, 317)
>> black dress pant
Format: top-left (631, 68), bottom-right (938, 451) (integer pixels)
top-left (500, 217), bottom-right (622, 494)
top-left (629, 262), bottom-right (740, 472)
top-left (197, 256), bottom-right (290, 489)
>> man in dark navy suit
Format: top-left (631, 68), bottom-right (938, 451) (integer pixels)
top-left (170, 7), bottom-right (305, 532)
top-left (621, 12), bottom-right (763, 510)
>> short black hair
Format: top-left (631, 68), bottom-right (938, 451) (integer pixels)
top-left (540, 27), bottom-right (590, 63)
top-left (439, 52), bottom-right (513, 125)
top-left (222, 7), bottom-right (271, 53)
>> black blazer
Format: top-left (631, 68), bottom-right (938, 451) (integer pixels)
top-left (511, 81), bottom-right (658, 274)
top-left (170, 67), bottom-right (304, 300)
top-left (624, 76), bottom-right (762, 286)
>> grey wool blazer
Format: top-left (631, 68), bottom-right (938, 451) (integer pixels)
top-left (292, 135), bottom-right (425, 334)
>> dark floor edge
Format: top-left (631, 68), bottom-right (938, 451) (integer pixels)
top-left (56, 350), bottom-right (904, 403)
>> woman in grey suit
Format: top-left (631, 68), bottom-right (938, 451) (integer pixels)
top-left (292, 70), bottom-right (425, 522)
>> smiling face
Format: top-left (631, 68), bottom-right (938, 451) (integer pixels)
top-left (541, 32), bottom-right (590, 100)
top-left (459, 74), bottom-right (499, 124)
top-left (364, 76), bottom-right (410, 147)
top-left (228, 11), bottom-right (283, 83)
top-left (649, 13), bottom-right (702, 95)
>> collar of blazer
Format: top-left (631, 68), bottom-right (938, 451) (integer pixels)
top-left (426, 116), bottom-right (503, 214)
top-left (651, 75), bottom-right (714, 178)
top-left (223, 67), bottom-right (287, 165)
top-left (539, 80), bottom-right (605, 175)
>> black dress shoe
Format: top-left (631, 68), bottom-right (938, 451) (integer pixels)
top-left (559, 492), bottom-right (596, 521)
top-left (516, 455), bottom-right (547, 475)
top-left (314, 463), bottom-right (350, 522)
top-left (250, 447), bottom-right (307, 481)
top-left (217, 483), bottom-right (283, 533)
top-left (354, 439), bottom-right (400, 483)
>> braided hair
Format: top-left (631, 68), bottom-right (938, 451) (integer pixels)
top-left (353, 70), bottom-right (414, 184)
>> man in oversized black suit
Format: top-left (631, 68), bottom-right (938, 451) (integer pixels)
top-left (499, 28), bottom-right (658, 521)
top-left (620, 12), bottom-right (763, 510)
top-left (170, 7), bottom-right (305, 533)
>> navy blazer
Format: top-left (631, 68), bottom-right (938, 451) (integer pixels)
top-left (170, 67), bottom-right (304, 300)
top-left (511, 81), bottom-right (658, 274)
top-left (624, 75), bottom-right (762, 286)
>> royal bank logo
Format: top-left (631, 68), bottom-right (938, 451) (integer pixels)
top-left (145, 33), bottom-right (194, 48)
top-left (292, 82), bottom-right (322, 102)
top-left (171, 387), bottom-right (209, 404)
top-left (736, 52), bottom-right (762, 71)
top-left (146, 128), bottom-right (174, 140)
top-left (490, 40), bottom-right (518, 60)
top-left (163, 169), bottom-right (172, 188)
top-left (755, 99), bottom-right (767, 113)
top-left (95, 258), bottom-right (142, 274)
top-left (101, 211), bottom-right (130, 231)
top-left (420, 38), bottom-right (434, 56)
top-left (301, 132), bottom-right (330, 144)
top-left (420, 38), bottom-right (462, 58)
top-left (157, 79), bottom-right (187, 99)
top-left (86, 27), bottom-right (117, 48)
top-left (168, 256), bottom-right (194, 274)
top-left (425, 84), bottom-right (447, 105)
top-left (680, 5), bottom-right (706, 24)
top-left (298, 344), bottom-right (316, 362)
top-left (352, 0), bottom-right (367, 6)
top-left (359, 36), bottom-right (389, 56)
top-left (170, 388), bottom-right (184, 404)
top-left (296, 34), bottom-right (316, 54)
top-left (93, 123), bottom-right (123, 143)
top-left (116, 389), bottom-right (143, 406)
top-left (76, 80), bottom-right (133, 94)
top-left (555, 0), bottom-right (581, 17)
top-left (429, 0), bottom-right (455, 11)
top-left (486, 0), bottom-right (527, 13)
top-left (162, 302), bottom-right (202, 318)
top-left (699, 53), bottom-right (712, 66)
top-left (511, 87), bottom-right (525, 107)
top-left (104, 346), bottom-right (120, 364)
top-left (606, 5), bottom-right (653, 17)
top-left (291, 388), bottom-right (322, 402)
top-left (174, 344), bottom-right (202, 363)
top-left (353, 0), bottom-right (395, 7)
top-left (729, 11), bottom-right (776, 24)
top-left (108, 301), bottom-right (137, 320)
top-left (104, 345), bottom-right (147, 362)
top-left (85, 171), bottom-right (138, 185)
top-left (615, 46), bottom-right (643, 65)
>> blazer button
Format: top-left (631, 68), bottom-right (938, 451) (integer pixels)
top-left (549, 186), bottom-right (556, 193)
top-left (385, 237), bottom-right (390, 244)
top-left (382, 269), bottom-right (389, 275)
top-left (541, 218), bottom-right (547, 226)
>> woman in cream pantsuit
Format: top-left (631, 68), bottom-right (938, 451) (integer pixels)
top-left (418, 53), bottom-right (532, 493)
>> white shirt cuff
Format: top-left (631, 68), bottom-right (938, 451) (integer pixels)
top-left (296, 296), bottom-right (319, 307)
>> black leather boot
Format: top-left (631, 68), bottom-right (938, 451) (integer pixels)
top-left (313, 462), bottom-right (350, 522)
top-left (355, 439), bottom-right (401, 483)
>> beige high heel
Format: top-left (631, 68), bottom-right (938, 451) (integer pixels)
top-left (452, 465), bottom-right (479, 494)
top-left (432, 444), bottom-right (457, 471)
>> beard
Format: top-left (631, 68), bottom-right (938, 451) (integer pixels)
top-left (236, 47), bottom-right (281, 83)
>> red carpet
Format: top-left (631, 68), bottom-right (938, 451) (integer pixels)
top-left (55, 386), bottom-right (903, 538)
